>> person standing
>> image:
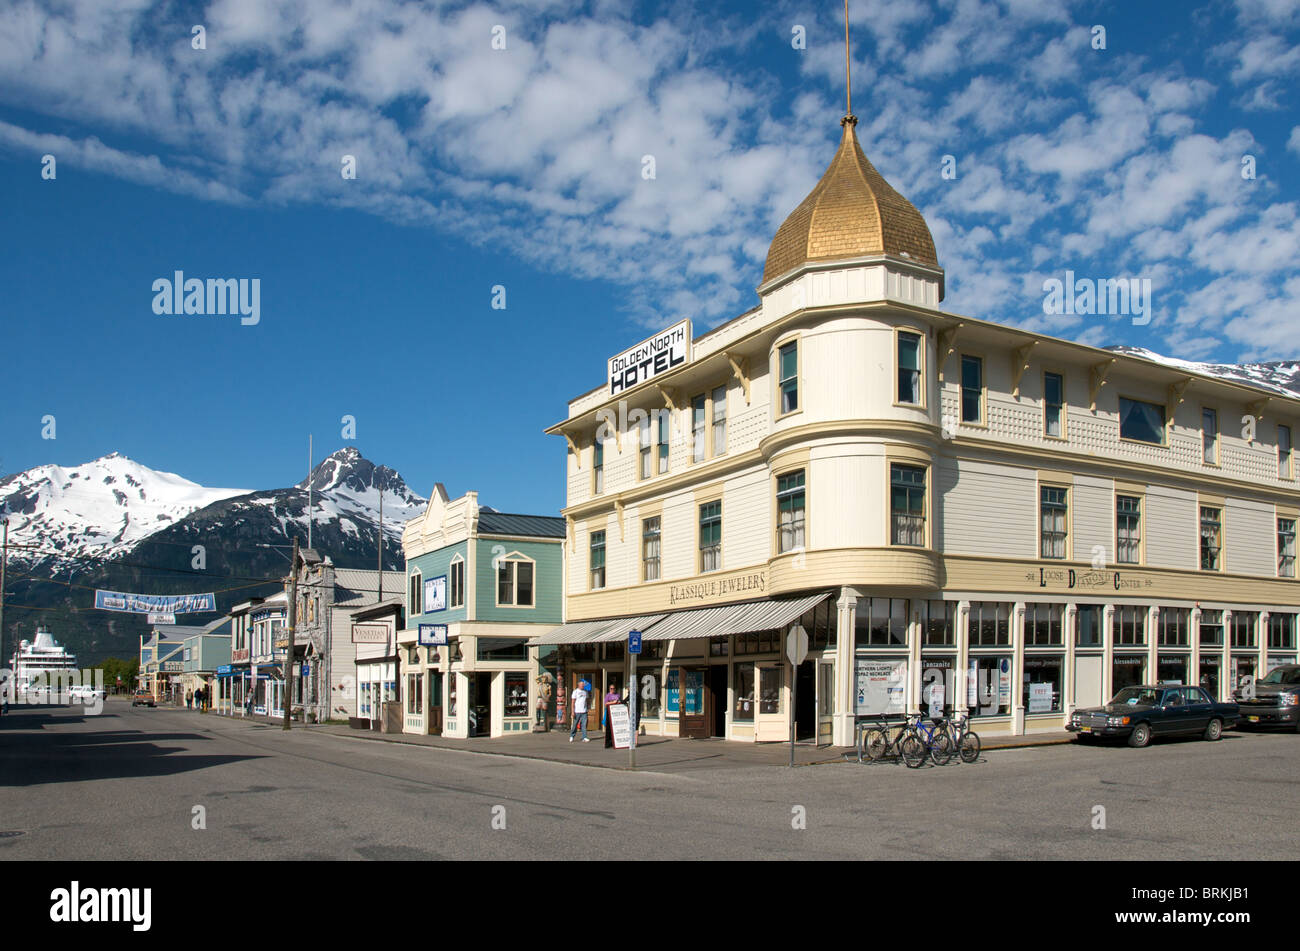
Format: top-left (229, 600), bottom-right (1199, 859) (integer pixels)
top-left (186, 689), bottom-right (193, 709)
top-left (602, 682), bottom-right (620, 748)
top-left (535, 680), bottom-right (550, 732)
top-left (569, 679), bottom-right (590, 742)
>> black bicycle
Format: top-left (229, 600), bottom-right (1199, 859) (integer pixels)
top-left (858, 713), bottom-right (928, 768)
top-left (931, 711), bottom-right (981, 763)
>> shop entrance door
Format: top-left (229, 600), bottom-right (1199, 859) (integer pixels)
top-left (795, 660), bottom-right (816, 740)
top-left (755, 665), bottom-right (786, 742)
top-left (468, 672), bottom-right (492, 736)
top-left (679, 667), bottom-right (709, 738)
top-left (708, 667), bottom-right (727, 738)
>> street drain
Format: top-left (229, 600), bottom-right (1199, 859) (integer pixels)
top-left (0, 831), bottom-right (27, 839)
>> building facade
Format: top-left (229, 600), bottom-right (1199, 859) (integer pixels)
top-left (543, 111), bottom-right (1300, 747)
top-left (398, 484), bottom-right (564, 738)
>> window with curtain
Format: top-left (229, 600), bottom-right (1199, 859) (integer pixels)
top-left (776, 470), bottom-right (805, 553)
top-left (590, 531), bottom-right (606, 589)
top-left (642, 517), bottom-right (661, 582)
top-left (890, 464), bottom-right (926, 546)
top-left (897, 332), bottom-right (921, 405)
top-left (1117, 495), bottom-right (1141, 564)
top-left (1040, 486), bottom-right (1068, 559)
top-left (1044, 372), bottom-right (1064, 437)
top-left (699, 501), bottom-right (722, 572)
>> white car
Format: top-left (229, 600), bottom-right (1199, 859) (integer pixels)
top-left (67, 685), bottom-right (107, 703)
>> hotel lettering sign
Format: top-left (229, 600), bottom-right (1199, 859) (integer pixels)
top-left (608, 319), bottom-right (691, 396)
top-left (352, 623), bottom-right (390, 644)
top-left (669, 571), bottom-right (766, 606)
top-left (1029, 568), bottom-right (1153, 591)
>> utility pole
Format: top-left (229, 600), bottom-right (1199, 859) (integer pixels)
top-left (283, 536), bottom-right (300, 731)
top-left (377, 487), bottom-right (384, 599)
top-left (307, 435), bottom-right (313, 550)
top-left (0, 512), bottom-right (8, 679)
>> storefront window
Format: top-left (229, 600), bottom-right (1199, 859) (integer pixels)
top-left (447, 674), bottom-right (458, 717)
top-left (796, 597), bottom-right (837, 651)
top-left (1158, 607), bottom-right (1190, 646)
top-left (736, 629), bottom-right (780, 654)
top-left (759, 667), bottom-right (782, 714)
top-left (638, 670), bottom-right (661, 720)
top-left (1198, 655), bottom-right (1221, 699)
top-left (1269, 613), bottom-right (1297, 649)
top-left (1022, 655), bottom-right (1063, 714)
top-left (477, 637), bottom-right (530, 661)
top-left (854, 657), bottom-right (908, 716)
top-left (1200, 610), bottom-right (1224, 645)
top-left (1231, 612), bottom-right (1258, 648)
top-left (406, 674), bottom-right (422, 714)
top-left (665, 668), bottom-right (679, 716)
top-left (504, 673), bottom-right (528, 717)
top-left (921, 600), bottom-right (956, 646)
top-left (818, 663), bottom-right (834, 717)
top-left (1230, 655), bottom-right (1257, 696)
top-left (969, 602), bottom-right (1011, 646)
top-left (1157, 654), bottom-right (1189, 685)
top-left (708, 638), bottom-right (729, 657)
top-left (1112, 654), bottom-right (1146, 693)
top-left (1076, 605), bottom-right (1102, 647)
top-left (1024, 603), bottom-right (1063, 646)
top-left (921, 656), bottom-right (955, 717)
top-left (683, 670), bottom-right (705, 715)
top-left (733, 663), bottom-right (755, 721)
top-left (966, 655), bottom-right (1012, 716)
top-left (1113, 606), bottom-right (1146, 645)
top-left (854, 598), bottom-right (908, 648)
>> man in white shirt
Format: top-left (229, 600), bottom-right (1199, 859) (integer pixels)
top-left (569, 680), bottom-right (590, 742)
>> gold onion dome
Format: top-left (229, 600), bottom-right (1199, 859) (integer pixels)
top-left (763, 114), bottom-right (939, 285)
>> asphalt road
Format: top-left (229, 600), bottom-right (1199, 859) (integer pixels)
top-left (2, 699), bottom-right (1296, 860)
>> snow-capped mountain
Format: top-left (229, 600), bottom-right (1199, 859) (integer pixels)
top-left (296, 446), bottom-right (426, 542)
top-left (0, 453), bottom-right (248, 570)
top-left (1104, 346), bottom-right (1300, 397)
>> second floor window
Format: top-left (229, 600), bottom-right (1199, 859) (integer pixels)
top-left (657, 411), bottom-right (670, 474)
top-left (1116, 495), bottom-right (1141, 564)
top-left (1044, 372), bottom-right (1064, 437)
top-left (590, 531), bottom-right (606, 589)
top-left (960, 355), bottom-right (983, 423)
top-left (408, 572), bottom-right (422, 615)
top-left (1280, 518), bottom-right (1296, 578)
top-left (1119, 397), bottom-right (1166, 445)
top-left (779, 342), bottom-right (798, 414)
top-left (593, 439), bottom-right (604, 494)
top-left (450, 558), bottom-right (465, 608)
top-left (1280, 424), bottom-right (1293, 479)
top-left (1200, 506), bottom-right (1222, 571)
top-left (1202, 408), bottom-right (1218, 465)
top-left (692, 394), bottom-right (707, 463)
top-left (642, 517), bottom-right (661, 582)
top-left (776, 470), bottom-right (806, 553)
top-left (497, 557), bottom-right (534, 607)
top-left (699, 501), bottom-right (722, 572)
top-left (897, 332), bottom-right (921, 405)
top-left (712, 385), bottom-right (727, 455)
top-left (1040, 486), bottom-right (1068, 559)
top-left (890, 464), bottom-right (926, 546)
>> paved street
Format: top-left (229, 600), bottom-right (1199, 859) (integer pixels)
top-left (2, 698), bottom-right (1297, 860)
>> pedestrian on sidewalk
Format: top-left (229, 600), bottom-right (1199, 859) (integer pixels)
top-left (186, 689), bottom-right (193, 709)
top-left (569, 679), bottom-right (590, 743)
top-left (602, 682), bottom-right (620, 748)
top-left (535, 680), bottom-right (549, 732)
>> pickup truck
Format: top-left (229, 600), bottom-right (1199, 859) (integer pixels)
top-left (1067, 684), bottom-right (1239, 748)
top-left (1234, 664), bottom-right (1300, 731)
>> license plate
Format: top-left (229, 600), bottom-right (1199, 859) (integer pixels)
top-left (1080, 726), bottom-right (1092, 733)
top-left (1247, 716), bottom-right (1259, 722)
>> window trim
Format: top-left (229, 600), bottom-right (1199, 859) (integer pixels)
top-left (408, 570), bottom-right (423, 616)
top-left (1199, 504), bottom-right (1224, 573)
top-left (774, 335), bottom-right (802, 420)
top-left (494, 551), bottom-right (537, 609)
top-left (592, 436), bottom-right (605, 495)
top-left (1279, 423), bottom-right (1294, 481)
top-left (641, 515), bottom-right (662, 583)
top-left (1278, 515), bottom-right (1296, 579)
top-left (697, 498), bottom-right (723, 574)
top-left (589, 529), bottom-right (607, 591)
top-left (888, 460), bottom-right (929, 549)
top-left (1117, 395), bottom-right (1169, 447)
top-left (894, 327), bottom-right (926, 410)
top-left (958, 352), bottom-right (987, 428)
top-left (774, 466), bottom-right (807, 556)
top-left (1042, 370), bottom-right (1067, 441)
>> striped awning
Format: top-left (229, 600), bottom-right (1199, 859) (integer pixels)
top-left (532, 592), bottom-right (833, 646)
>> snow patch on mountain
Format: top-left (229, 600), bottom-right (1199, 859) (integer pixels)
top-left (1104, 346), bottom-right (1300, 397)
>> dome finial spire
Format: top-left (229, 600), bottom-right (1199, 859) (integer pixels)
top-left (842, 0), bottom-right (856, 127)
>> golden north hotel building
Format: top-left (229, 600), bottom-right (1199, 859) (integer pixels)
top-left (538, 109), bottom-right (1300, 749)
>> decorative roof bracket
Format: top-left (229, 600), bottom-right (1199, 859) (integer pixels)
top-left (1089, 358), bottom-right (1115, 412)
top-left (1011, 341), bottom-right (1037, 398)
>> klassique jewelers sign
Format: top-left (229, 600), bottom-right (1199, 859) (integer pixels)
top-left (669, 570), bottom-right (766, 605)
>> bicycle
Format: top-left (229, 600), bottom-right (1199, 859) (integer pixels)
top-left (931, 711), bottom-right (981, 763)
top-left (858, 713), bottom-right (928, 768)
top-left (910, 712), bottom-right (954, 766)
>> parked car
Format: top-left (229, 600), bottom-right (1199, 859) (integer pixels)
top-left (1067, 684), bottom-right (1239, 747)
top-left (1233, 664), bottom-right (1300, 731)
top-left (131, 689), bottom-right (156, 707)
top-left (68, 685), bottom-right (107, 703)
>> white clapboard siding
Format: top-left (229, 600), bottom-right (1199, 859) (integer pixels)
top-left (938, 457), bottom-right (1036, 557)
top-left (1225, 497), bottom-right (1276, 576)
top-left (1072, 475), bottom-right (1113, 565)
top-left (1144, 485), bottom-right (1197, 570)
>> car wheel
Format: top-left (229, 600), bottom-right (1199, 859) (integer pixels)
top-left (1203, 718), bottom-right (1223, 741)
top-left (1127, 723), bottom-right (1151, 748)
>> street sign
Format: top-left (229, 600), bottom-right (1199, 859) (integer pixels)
top-left (786, 625), bottom-right (808, 666)
top-left (628, 630), bottom-right (642, 655)
top-left (418, 624), bottom-right (448, 646)
top-left (301, 663), bottom-right (310, 678)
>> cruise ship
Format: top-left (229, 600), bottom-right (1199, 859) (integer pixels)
top-left (11, 627), bottom-right (79, 691)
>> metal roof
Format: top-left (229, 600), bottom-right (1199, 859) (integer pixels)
top-left (476, 512), bottom-right (565, 538)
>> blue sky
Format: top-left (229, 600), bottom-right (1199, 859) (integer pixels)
top-left (1, 0), bottom-right (1298, 516)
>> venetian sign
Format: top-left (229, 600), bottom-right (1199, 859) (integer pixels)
top-left (352, 623), bottom-right (390, 644)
